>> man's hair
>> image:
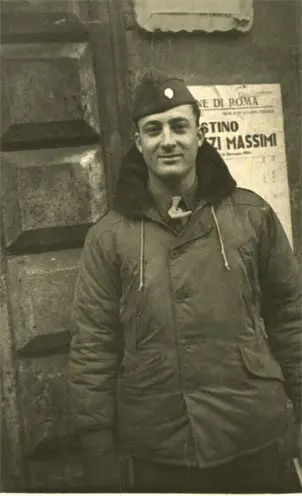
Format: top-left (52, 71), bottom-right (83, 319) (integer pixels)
top-left (134, 102), bottom-right (201, 130)
top-left (191, 102), bottom-right (201, 126)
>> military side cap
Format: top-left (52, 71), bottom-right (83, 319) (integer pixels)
top-left (132, 70), bottom-right (197, 121)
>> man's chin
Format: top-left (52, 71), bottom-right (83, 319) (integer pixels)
top-left (157, 165), bottom-right (186, 178)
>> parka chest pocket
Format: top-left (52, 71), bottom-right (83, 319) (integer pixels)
top-left (239, 346), bottom-right (285, 382)
top-left (237, 236), bottom-right (256, 255)
top-left (235, 235), bottom-right (259, 266)
top-left (233, 236), bottom-right (261, 296)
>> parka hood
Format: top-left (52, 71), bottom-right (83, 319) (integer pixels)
top-left (113, 140), bottom-right (237, 220)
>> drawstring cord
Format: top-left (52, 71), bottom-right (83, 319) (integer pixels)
top-left (138, 219), bottom-right (145, 291)
top-left (211, 206), bottom-right (231, 271)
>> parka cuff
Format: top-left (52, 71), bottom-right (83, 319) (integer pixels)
top-left (81, 428), bottom-right (115, 451)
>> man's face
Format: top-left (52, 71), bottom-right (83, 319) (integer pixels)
top-left (135, 104), bottom-right (203, 182)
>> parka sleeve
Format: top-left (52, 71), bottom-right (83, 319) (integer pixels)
top-left (68, 225), bottom-right (122, 488)
top-left (258, 204), bottom-right (302, 423)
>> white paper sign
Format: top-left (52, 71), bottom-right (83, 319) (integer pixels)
top-left (189, 84), bottom-right (293, 245)
top-left (149, 0), bottom-right (244, 15)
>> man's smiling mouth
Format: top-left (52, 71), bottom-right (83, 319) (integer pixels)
top-left (158, 154), bottom-right (182, 158)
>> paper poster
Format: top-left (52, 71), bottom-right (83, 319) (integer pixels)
top-left (189, 84), bottom-right (293, 245)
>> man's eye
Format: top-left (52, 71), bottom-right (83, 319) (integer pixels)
top-left (146, 127), bottom-right (161, 136)
top-left (173, 124), bottom-right (187, 133)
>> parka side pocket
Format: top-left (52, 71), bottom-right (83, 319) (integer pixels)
top-left (239, 346), bottom-right (285, 382)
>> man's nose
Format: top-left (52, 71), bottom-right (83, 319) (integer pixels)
top-left (161, 127), bottom-right (176, 148)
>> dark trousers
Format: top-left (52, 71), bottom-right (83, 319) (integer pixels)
top-left (132, 441), bottom-right (299, 493)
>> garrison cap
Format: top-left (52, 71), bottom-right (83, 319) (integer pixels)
top-left (132, 70), bottom-right (198, 122)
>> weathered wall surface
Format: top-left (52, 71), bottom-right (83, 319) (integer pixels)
top-left (124, 0), bottom-right (301, 258)
top-left (0, 0), bottom-right (128, 491)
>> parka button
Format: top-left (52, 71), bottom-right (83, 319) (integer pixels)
top-left (178, 338), bottom-right (188, 348)
top-left (175, 289), bottom-right (187, 302)
top-left (169, 249), bottom-right (180, 259)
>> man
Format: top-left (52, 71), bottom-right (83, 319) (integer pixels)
top-left (69, 70), bottom-right (301, 493)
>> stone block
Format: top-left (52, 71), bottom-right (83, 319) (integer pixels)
top-left (1, 42), bottom-right (100, 150)
top-left (18, 355), bottom-right (76, 456)
top-left (1, 146), bottom-right (107, 249)
top-left (7, 250), bottom-right (81, 355)
top-left (28, 454), bottom-right (83, 491)
top-left (1, 0), bottom-right (89, 42)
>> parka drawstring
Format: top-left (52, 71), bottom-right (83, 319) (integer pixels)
top-left (211, 205), bottom-right (231, 271)
top-left (138, 219), bottom-right (145, 291)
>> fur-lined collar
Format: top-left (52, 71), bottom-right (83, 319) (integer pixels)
top-left (113, 140), bottom-right (236, 220)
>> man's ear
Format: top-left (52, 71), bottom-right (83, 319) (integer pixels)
top-left (197, 126), bottom-right (205, 147)
top-left (134, 132), bottom-right (143, 154)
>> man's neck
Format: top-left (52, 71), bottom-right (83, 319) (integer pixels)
top-left (148, 171), bottom-right (197, 197)
top-left (148, 171), bottom-right (199, 221)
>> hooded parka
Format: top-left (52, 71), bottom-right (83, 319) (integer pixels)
top-left (69, 141), bottom-right (301, 483)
